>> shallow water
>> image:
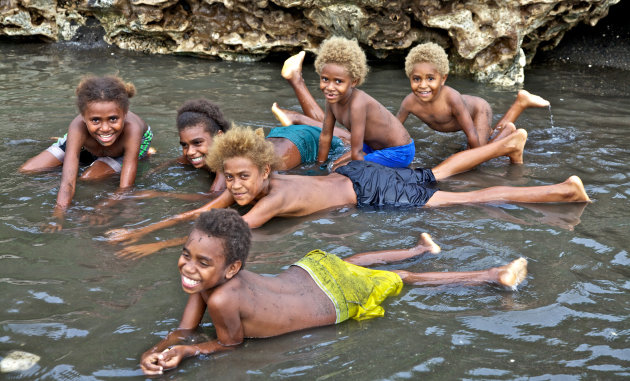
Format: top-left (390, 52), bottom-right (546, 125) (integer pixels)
top-left (1, 42), bottom-right (629, 380)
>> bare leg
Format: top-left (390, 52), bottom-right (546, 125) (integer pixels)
top-left (495, 90), bottom-right (550, 129)
top-left (80, 161), bottom-right (116, 180)
top-left (280, 51), bottom-right (325, 121)
top-left (394, 257), bottom-right (527, 289)
top-left (432, 127), bottom-right (526, 180)
top-left (19, 150), bottom-right (62, 172)
top-left (272, 103), bottom-right (323, 127)
top-left (426, 176), bottom-right (590, 207)
top-left (344, 233), bottom-right (441, 267)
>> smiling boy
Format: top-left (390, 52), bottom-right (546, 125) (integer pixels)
top-left (312, 37), bottom-right (414, 169)
top-left (107, 126), bottom-right (590, 251)
top-left (396, 42), bottom-right (550, 148)
top-left (140, 208), bottom-right (528, 375)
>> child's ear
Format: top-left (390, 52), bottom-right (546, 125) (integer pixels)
top-left (351, 78), bottom-right (359, 87)
top-left (262, 164), bottom-right (271, 179)
top-left (225, 260), bottom-right (242, 279)
top-left (216, 130), bottom-right (224, 136)
top-left (441, 74), bottom-right (448, 84)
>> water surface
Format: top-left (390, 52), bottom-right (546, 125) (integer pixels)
top-left (1, 42), bottom-right (629, 379)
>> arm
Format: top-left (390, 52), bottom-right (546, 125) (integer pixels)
top-left (140, 293), bottom-right (207, 375)
top-left (119, 123), bottom-right (144, 189)
top-left (347, 101), bottom-right (367, 161)
top-left (449, 93), bottom-right (481, 148)
top-left (54, 117), bottom-right (86, 214)
top-left (316, 104), bottom-right (336, 163)
top-left (116, 236), bottom-right (188, 260)
top-left (241, 192), bottom-right (286, 228)
top-left (106, 189), bottom-right (235, 244)
top-left (395, 96), bottom-right (412, 124)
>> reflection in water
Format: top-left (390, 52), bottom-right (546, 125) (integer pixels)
top-left (0, 42), bottom-right (629, 379)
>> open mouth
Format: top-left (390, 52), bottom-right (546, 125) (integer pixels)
top-left (189, 156), bottom-right (204, 165)
top-left (182, 275), bottom-right (200, 289)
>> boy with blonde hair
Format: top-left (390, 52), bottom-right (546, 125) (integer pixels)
top-left (397, 42), bottom-right (550, 149)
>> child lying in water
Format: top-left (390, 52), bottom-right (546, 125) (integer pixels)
top-left (396, 42), bottom-right (550, 147)
top-left (107, 125), bottom-right (589, 255)
top-left (140, 208), bottom-right (528, 375)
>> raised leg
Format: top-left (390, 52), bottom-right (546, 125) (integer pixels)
top-left (344, 233), bottom-right (440, 266)
top-left (494, 90), bottom-right (550, 129)
top-left (281, 51), bottom-right (325, 121)
top-left (425, 175), bottom-right (591, 207)
top-left (431, 127), bottom-right (526, 180)
top-left (272, 102), bottom-right (323, 127)
top-left (393, 257), bottom-right (528, 289)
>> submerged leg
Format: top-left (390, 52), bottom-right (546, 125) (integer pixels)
top-left (431, 127), bottom-right (526, 180)
top-left (344, 233), bottom-right (440, 267)
top-left (425, 176), bottom-right (591, 207)
top-left (19, 150), bottom-right (63, 173)
top-left (394, 257), bottom-right (528, 289)
top-left (281, 51), bottom-right (325, 121)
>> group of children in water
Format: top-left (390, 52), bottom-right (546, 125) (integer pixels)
top-left (19, 37), bottom-right (590, 375)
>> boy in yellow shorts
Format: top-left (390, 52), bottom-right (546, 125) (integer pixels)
top-left (140, 209), bottom-right (527, 375)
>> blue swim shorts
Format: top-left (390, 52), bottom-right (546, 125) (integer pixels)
top-left (363, 140), bottom-right (415, 168)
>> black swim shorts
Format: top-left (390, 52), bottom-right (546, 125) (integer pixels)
top-left (335, 160), bottom-right (438, 207)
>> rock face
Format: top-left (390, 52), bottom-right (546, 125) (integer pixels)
top-left (0, 0), bottom-right (621, 85)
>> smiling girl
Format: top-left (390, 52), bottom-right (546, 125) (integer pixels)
top-left (20, 75), bottom-right (152, 228)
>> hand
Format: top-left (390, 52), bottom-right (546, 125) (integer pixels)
top-left (140, 351), bottom-right (164, 376)
top-left (81, 212), bottom-right (111, 226)
top-left (106, 228), bottom-right (142, 244)
top-left (116, 242), bottom-right (166, 260)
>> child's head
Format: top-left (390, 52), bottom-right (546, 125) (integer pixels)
top-left (75, 75), bottom-right (136, 115)
top-left (314, 36), bottom-right (369, 86)
top-left (193, 209), bottom-right (251, 267)
top-left (206, 126), bottom-right (277, 173)
top-left (176, 99), bottom-right (230, 135)
top-left (177, 99), bottom-right (231, 169)
top-left (404, 42), bottom-right (449, 78)
top-left (179, 209), bottom-right (251, 292)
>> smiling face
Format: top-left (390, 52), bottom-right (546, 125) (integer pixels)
top-left (319, 63), bottom-right (358, 104)
top-left (180, 124), bottom-right (215, 169)
top-left (223, 156), bottom-right (270, 206)
top-left (409, 62), bottom-right (447, 102)
top-left (178, 229), bottom-right (241, 294)
top-left (82, 101), bottom-right (126, 146)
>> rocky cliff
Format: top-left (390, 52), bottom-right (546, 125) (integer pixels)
top-left (0, 0), bottom-right (621, 85)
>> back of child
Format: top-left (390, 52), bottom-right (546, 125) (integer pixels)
top-left (314, 36), bottom-right (414, 168)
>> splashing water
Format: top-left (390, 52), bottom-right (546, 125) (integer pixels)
top-left (548, 104), bottom-right (555, 128)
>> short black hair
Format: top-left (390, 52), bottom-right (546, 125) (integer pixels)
top-left (176, 98), bottom-right (230, 135)
top-left (193, 209), bottom-right (251, 266)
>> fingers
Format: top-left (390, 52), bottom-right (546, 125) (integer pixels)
top-left (115, 244), bottom-right (159, 260)
top-left (140, 353), bottom-right (164, 375)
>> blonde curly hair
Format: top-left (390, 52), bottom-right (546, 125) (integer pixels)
top-left (404, 42), bottom-right (449, 78)
top-left (206, 126), bottom-right (278, 172)
top-left (314, 36), bottom-right (369, 86)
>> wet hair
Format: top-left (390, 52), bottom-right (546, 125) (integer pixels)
top-left (314, 36), bottom-right (369, 86)
top-left (75, 75), bottom-right (136, 114)
top-left (206, 125), bottom-right (278, 172)
top-left (405, 42), bottom-right (450, 77)
top-left (176, 98), bottom-right (231, 135)
top-left (193, 209), bottom-right (251, 267)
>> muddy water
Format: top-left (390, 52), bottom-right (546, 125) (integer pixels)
top-left (1, 42), bottom-right (628, 379)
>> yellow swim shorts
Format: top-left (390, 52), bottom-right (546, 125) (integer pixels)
top-left (293, 250), bottom-right (403, 323)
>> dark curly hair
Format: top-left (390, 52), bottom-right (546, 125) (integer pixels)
top-left (176, 98), bottom-right (231, 135)
top-left (76, 75), bottom-right (135, 114)
top-left (193, 209), bottom-right (251, 267)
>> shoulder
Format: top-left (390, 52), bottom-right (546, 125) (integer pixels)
top-left (207, 276), bottom-right (243, 311)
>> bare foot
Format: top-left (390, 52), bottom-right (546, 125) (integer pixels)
top-left (565, 176), bottom-right (591, 202)
top-left (498, 257), bottom-right (528, 289)
top-left (271, 102), bottom-right (293, 126)
top-left (281, 51), bottom-right (305, 81)
top-left (517, 89), bottom-right (550, 108)
top-left (503, 126), bottom-right (527, 164)
top-left (417, 232), bottom-right (441, 254)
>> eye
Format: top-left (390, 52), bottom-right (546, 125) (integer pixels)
top-left (199, 260), bottom-right (210, 267)
top-left (225, 174), bottom-right (233, 181)
top-left (335, 79), bottom-right (342, 84)
top-left (90, 118), bottom-right (100, 124)
top-left (181, 252), bottom-right (190, 259)
top-left (109, 116), bottom-right (118, 122)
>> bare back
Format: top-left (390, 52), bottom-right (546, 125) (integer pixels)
top-left (243, 173), bottom-right (357, 228)
top-left (206, 267), bottom-right (336, 339)
top-left (331, 89), bottom-right (411, 150)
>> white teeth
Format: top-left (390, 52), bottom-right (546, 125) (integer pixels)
top-left (182, 276), bottom-right (200, 287)
top-left (190, 157), bottom-right (203, 163)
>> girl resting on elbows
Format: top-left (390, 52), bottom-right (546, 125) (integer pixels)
top-left (19, 75), bottom-right (152, 230)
